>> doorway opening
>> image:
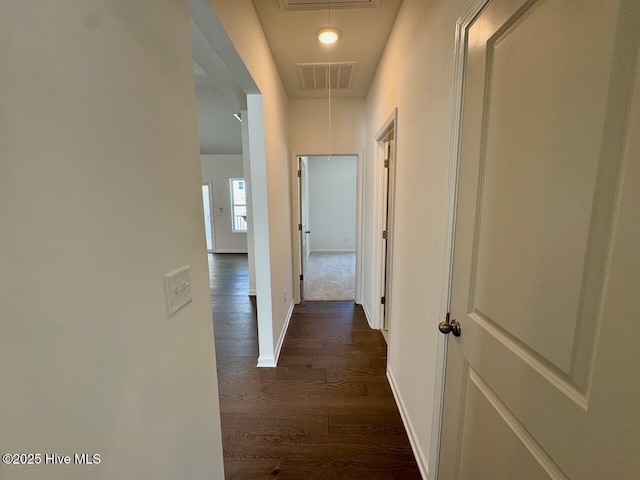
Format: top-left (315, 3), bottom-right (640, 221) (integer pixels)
top-left (295, 154), bottom-right (359, 302)
top-left (190, 0), bottom-right (276, 367)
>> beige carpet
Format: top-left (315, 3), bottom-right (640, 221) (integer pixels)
top-left (303, 252), bottom-right (355, 301)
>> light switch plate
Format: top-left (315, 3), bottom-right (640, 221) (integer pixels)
top-left (165, 265), bottom-right (192, 316)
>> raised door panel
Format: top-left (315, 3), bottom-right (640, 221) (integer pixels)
top-left (440, 0), bottom-right (640, 478)
top-left (470, 0), bottom-right (619, 389)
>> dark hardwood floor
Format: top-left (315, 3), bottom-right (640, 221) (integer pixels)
top-left (209, 253), bottom-right (421, 479)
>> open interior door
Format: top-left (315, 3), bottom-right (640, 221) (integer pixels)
top-left (298, 157), bottom-right (310, 299)
top-left (381, 139), bottom-right (395, 331)
top-left (439, 0), bottom-right (640, 478)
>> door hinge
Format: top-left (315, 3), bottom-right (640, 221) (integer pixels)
top-left (300, 274), bottom-right (304, 281)
top-left (382, 230), bottom-right (388, 239)
top-left (298, 223), bottom-right (302, 231)
top-left (298, 170), bottom-right (302, 177)
top-left (384, 159), bottom-right (389, 168)
top-left (381, 296), bottom-right (386, 305)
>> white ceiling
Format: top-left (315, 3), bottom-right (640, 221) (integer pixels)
top-left (252, 0), bottom-right (403, 98)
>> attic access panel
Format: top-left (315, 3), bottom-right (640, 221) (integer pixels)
top-left (279, 0), bottom-right (378, 11)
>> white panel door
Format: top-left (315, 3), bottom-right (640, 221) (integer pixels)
top-left (382, 139), bottom-right (395, 331)
top-left (299, 157), bottom-right (310, 299)
top-left (440, 0), bottom-right (640, 478)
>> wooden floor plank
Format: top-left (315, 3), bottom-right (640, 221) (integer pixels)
top-left (209, 253), bottom-right (421, 479)
top-left (218, 394), bottom-right (405, 416)
top-left (221, 412), bottom-right (329, 435)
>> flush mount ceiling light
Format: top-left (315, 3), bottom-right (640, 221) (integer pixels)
top-left (317, 27), bottom-right (340, 45)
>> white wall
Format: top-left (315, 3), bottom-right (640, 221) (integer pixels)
top-left (0, 2), bottom-right (224, 479)
top-left (306, 156), bottom-right (357, 251)
top-left (201, 154), bottom-right (248, 253)
top-left (194, 84), bottom-right (243, 154)
top-left (289, 98), bottom-right (366, 155)
top-left (207, 0), bottom-right (293, 366)
top-left (363, 0), bottom-right (476, 477)
top-left (289, 98), bottom-right (366, 303)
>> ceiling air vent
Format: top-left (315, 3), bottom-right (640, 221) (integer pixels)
top-left (297, 62), bottom-right (357, 90)
top-left (279, 0), bottom-right (378, 11)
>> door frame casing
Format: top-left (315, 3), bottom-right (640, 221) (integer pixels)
top-left (432, 0), bottom-right (499, 478)
top-left (290, 152), bottom-right (363, 304)
top-left (297, 156), bottom-right (308, 300)
top-left (373, 110), bottom-right (398, 332)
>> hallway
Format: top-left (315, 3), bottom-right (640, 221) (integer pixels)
top-left (209, 254), bottom-right (420, 479)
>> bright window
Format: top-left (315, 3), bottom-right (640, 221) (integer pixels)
top-left (229, 178), bottom-right (247, 232)
top-left (202, 184), bottom-right (213, 250)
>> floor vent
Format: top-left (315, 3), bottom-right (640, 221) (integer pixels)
top-left (296, 62), bottom-right (357, 90)
top-left (279, 0), bottom-right (378, 11)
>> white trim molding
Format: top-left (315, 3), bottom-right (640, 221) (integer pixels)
top-left (290, 151), bottom-right (363, 305)
top-left (274, 300), bottom-right (295, 364)
top-left (257, 300), bottom-right (295, 368)
top-left (373, 108), bottom-right (398, 331)
top-left (256, 355), bottom-right (276, 368)
top-left (430, 0), bottom-right (491, 478)
top-left (388, 366), bottom-right (429, 479)
top-left (309, 249), bottom-right (356, 253)
top-left (362, 301), bottom-right (374, 329)
top-left (355, 148), bottom-right (365, 305)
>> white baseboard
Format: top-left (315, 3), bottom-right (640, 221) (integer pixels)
top-left (362, 301), bottom-right (374, 329)
top-left (256, 301), bottom-right (295, 368)
top-left (273, 300), bottom-right (295, 364)
top-left (387, 366), bottom-right (429, 479)
top-left (214, 249), bottom-right (248, 254)
top-left (310, 249), bottom-right (356, 253)
top-left (257, 355), bottom-right (275, 367)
